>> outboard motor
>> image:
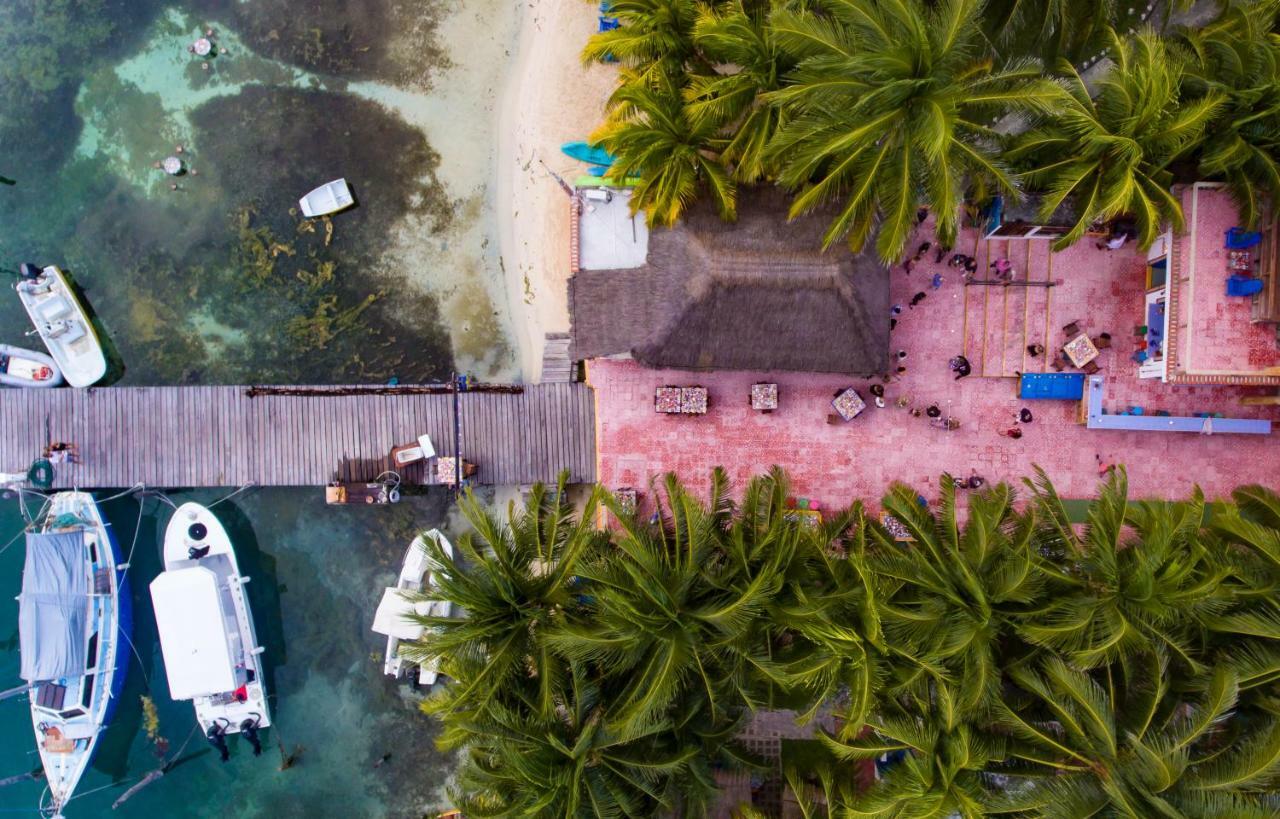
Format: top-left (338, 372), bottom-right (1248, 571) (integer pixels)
top-left (206, 722), bottom-right (230, 762)
top-left (187, 521), bottom-right (210, 559)
top-left (240, 715), bottom-right (263, 757)
top-left (18, 263), bottom-right (41, 281)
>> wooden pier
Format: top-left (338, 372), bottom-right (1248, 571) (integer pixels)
top-left (0, 383), bottom-right (596, 489)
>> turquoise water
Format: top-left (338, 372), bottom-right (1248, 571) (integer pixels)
top-left (0, 489), bottom-right (458, 817)
top-left (0, 1), bottom-right (517, 383)
top-left (0, 2), bottom-right (525, 813)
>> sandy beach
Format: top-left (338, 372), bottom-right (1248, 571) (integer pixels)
top-left (497, 0), bottom-right (618, 380)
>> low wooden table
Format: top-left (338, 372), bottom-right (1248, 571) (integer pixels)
top-left (655, 386), bottom-right (682, 414)
top-left (832, 387), bottom-right (866, 421)
top-left (751, 383), bottom-right (778, 411)
top-left (1063, 333), bottom-right (1100, 368)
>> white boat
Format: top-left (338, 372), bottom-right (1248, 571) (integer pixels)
top-left (372, 529), bottom-right (453, 685)
top-left (150, 503), bottom-right (270, 761)
top-left (0, 343), bottom-right (63, 388)
top-left (19, 492), bottom-right (131, 819)
top-left (298, 178), bottom-right (354, 218)
top-left (15, 265), bottom-right (107, 388)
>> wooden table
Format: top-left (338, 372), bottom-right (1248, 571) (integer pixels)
top-left (1063, 333), bottom-right (1100, 368)
top-left (680, 386), bottom-right (708, 414)
top-left (750, 383), bottom-right (778, 411)
top-left (832, 387), bottom-right (866, 421)
top-left (655, 386), bottom-right (682, 413)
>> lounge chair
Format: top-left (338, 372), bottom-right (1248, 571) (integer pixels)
top-left (1227, 275), bottom-right (1264, 297)
top-left (1225, 227), bottom-right (1263, 250)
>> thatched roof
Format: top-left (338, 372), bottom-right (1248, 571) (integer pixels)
top-left (569, 189), bottom-right (891, 375)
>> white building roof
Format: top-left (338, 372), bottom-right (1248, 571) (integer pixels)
top-left (150, 567), bottom-right (237, 700)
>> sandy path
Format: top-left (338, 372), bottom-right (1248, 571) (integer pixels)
top-left (497, 0), bottom-right (618, 381)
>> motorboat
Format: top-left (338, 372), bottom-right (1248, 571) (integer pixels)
top-left (372, 529), bottom-right (453, 685)
top-left (150, 503), bottom-right (270, 761)
top-left (0, 343), bottom-right (63, 388)
top-left (19, 492), bottom-right (132, 819)
top-left (298, 178), bottom-right (354, 218)
top-left (14, 265), bottom-right (107, 388)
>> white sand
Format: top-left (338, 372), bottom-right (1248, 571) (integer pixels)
top-left (496, 0), bottom-right (619, 381)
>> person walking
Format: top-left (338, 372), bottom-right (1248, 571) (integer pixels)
top-left (909, 291), bottom-right (927, 308)
top-left (1003, 426), bottom-right (1023, 439)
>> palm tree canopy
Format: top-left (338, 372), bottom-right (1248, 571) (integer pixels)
top-left (1178, 0), bottom-right (1280, 228)
top-left (592, 67), bottom-right (737, 226)
top-left (767, 0), bottom-right (1064, 262)
top-left (685, 0), bottom-right (796, 182)
top-left (1009, 29), bottom-right (1223, 250)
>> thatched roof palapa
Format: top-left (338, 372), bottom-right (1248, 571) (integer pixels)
top-left (569, 189), bottom-right (891, 375)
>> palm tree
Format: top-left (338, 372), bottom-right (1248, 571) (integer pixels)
top-left (409, 476), bottom-right (608, 725)
top-left (997, 656), bottom-right (1280, 817)
top-left (1008, 29), bottom-right (1223, 250)
top-left (685, 1), bottom-right (795, 182)
top-left (866, 476), bottom-right (1046, 715)
top-left (582, 0), bottom-right (707, 85)
top-left (819, 675), bottom-right (1029, 813)
top-left (546, 470), bottom-right (799, 735)
top-left (451, 669), bottom-right (723, 817)
top-left (1022, 468), bottom-right (1240, 671)
top-left (1178, 0), bottom-right (1280, 228)
top-left (591, 67), bottom-right (737, 226)
top-left (766, 0), bottom-right (1064, 262)
top-left (982, 0), bottom-right (1114, 65)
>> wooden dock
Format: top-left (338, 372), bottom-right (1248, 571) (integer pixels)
top-left (0, 383), bottom-right (596, 489)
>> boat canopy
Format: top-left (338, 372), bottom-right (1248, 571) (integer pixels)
top-left (150, 567), bottom-right (237, 700)
top-left (371, 588), bottom-right (431, 640)
top-left (19, 532), bottom-right (88, 682)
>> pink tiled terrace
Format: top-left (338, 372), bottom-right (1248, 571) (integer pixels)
top-left (589, 202), bottom-right (1280, 506)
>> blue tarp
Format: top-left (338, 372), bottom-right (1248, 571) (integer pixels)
top-left (19, 531), bottom-right (87, 681)
top-left (1019, 372), bottom-right (1085, 400)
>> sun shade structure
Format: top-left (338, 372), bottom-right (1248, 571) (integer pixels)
top-left (570, 189), bottom-right (891, 375)
top-left (150, 566), bottom-right (237, 700)
top-left (19, 532), bottom-right (88, 681)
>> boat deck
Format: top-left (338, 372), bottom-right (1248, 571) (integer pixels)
top-left (0, 383), bottom-right (596, 489)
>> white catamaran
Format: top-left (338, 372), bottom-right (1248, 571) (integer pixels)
top-left (19, 492), bottom-right (131, 819)
top-left (150, 503), bottom-right (270, 761)
top-left (372, 529), bottom-right (453, 686)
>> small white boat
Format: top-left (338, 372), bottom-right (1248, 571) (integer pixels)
top-left (15, 265), bottom-right (107, 389)
top-left (298, 178), bottom-right (354, 218)
top-left (151, 503), bottom-right (270, 761)
top-left (19, 491), bottom-right (131, 819)
top-left (0, 343), bottom-right (63, 388)
top-left (372, 529), bottom-right (453, 685)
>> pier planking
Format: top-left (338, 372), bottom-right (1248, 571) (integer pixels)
top-left (0, 384), bottom-right (596, 489)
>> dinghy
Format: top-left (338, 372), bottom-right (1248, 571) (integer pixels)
top-left (372, 529), bottom-right (453, 685)
top-left (298, 178), bottom-right (354, 218)
top-left (0, 344), bottom-right (63, 388)
top-left (20, 492), bottom-right (132, 819)
top-left (15, 265), bottom-right (106, 389)
top-left (150, 503), bottom-right (270, 761)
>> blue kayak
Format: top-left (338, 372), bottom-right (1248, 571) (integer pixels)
top-left (561, 141), bottom-right (615, 167)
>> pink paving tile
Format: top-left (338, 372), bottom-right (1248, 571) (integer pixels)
top-left (588, 218), bottom-right (1280, 507)
top-left (1179, 185), bottom-right (1280, 376)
